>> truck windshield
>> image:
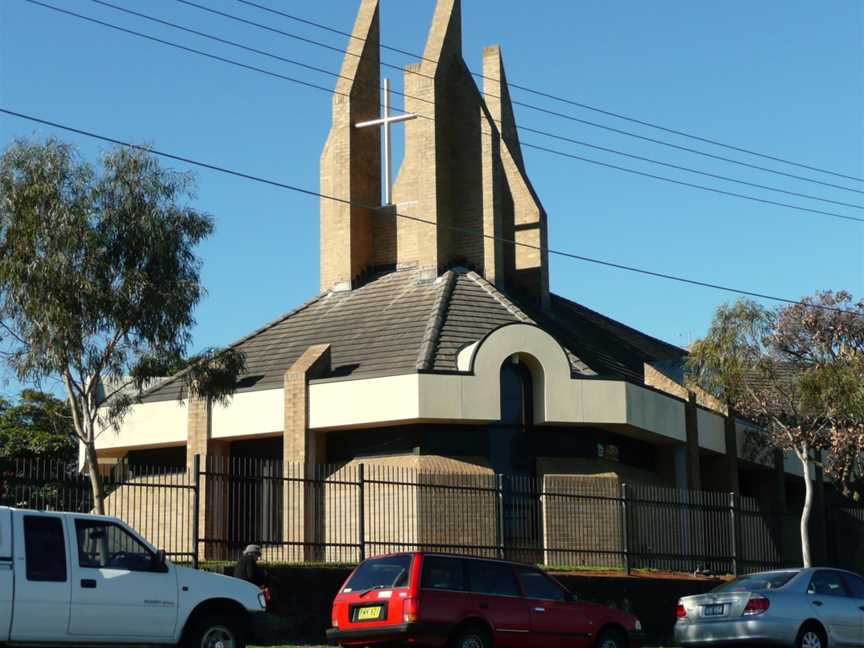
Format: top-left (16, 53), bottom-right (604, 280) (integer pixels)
top-left (712, 571), bottom-right (796, 593)
top-left (344, 555), bottom-right (412, 593)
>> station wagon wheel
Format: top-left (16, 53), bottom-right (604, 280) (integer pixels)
top-left (449, 624), bottom-right (491, 648)
top-left (594, 628), bottom-right (626, 648)
top-left (798, 628), bottom-right (825, 648)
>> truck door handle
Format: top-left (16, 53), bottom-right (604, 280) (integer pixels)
top-left (812, 600), bottom-right (823, 607)
top-left (534, 607), bottom-right (546, 613)
top-left (80, 579), bottom-right (97, 589)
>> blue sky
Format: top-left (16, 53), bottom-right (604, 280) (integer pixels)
top-left (1, 0), bottom-right (862, 396)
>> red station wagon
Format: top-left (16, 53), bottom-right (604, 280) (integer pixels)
top-left (326, 552), bottom-right (644, 648)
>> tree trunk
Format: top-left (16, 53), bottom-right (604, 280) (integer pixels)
top-left (800, 449), bottom-right (813, 568)
top-left (85, 441), bottom-right (106, 516)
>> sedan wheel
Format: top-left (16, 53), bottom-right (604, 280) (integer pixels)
top-left (595, 629), bottom-right (626, 648)
top-left (800, 631), bottom-right (823, 648)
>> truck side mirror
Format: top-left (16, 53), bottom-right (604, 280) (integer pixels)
top-left (154, 549), bottom-right (168, 572)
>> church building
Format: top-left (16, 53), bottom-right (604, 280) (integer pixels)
top-left (94, 0), bottom-right (806, 561)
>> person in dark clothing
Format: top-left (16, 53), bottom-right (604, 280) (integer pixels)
top-left (233, 544), bottom-right (266, 587)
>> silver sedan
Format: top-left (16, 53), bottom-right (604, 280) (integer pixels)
top-left (674, 568), bottom-right (864, 648)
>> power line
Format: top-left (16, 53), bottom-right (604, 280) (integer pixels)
top-left (22, 0), bottom-right (864, 225)
top-left (177, 0), bottom-right (864, 197)
top-left (83, 0), bottom-right (864, 214)
top-left (235, 0), bottom-right (864, 185)
top-left (1, 107), bottom-right (856, 315)
top-left (175, 0), bottom-right (864, 197)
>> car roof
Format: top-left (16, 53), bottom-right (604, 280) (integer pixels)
top-left (364, 551), bottom-right (535, 569)
top-left (0, 505), bottom-right (123, 524)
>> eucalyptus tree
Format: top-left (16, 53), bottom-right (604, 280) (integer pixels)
top-left (0, 138), bottom-right (244, 513)
top-left (687, 292), bottom-right (864, 567)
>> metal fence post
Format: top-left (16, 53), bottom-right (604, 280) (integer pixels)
top-left (729, 492), bottom-right (739, 577)
top-left (357, 463), bottom-right (366, 562)
top-left (496, 474), bottom-right (505, 560)
top-left (620, 483), bottom-right (631, 575)
top-left (192, 454), bottom-right (200, 570)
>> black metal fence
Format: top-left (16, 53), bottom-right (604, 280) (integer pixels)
top-left (6, 456), bottom-right (856, 576)
top-left (0, 458), bottom-right (196, 564)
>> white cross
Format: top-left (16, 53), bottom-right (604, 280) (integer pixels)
top-left (355, 79), bottom-right (417, 206)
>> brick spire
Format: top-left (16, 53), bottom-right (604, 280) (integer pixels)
top-left (321, 0), bottom-right (550, 307)
top-left (319, 0), bottom-right (382, 292)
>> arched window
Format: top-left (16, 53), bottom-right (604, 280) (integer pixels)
top-left (489, 357), bottom-right (534, 476)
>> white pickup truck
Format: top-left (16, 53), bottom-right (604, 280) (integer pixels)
top-left (0, 506), bottom-right (267, 647)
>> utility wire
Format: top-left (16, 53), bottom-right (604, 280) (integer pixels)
top-left (0, 107), bottom-right (857, 315)
top-left (235, 0), bottom-right (864, 185)
top-left (83, 0), bottom-right (864, 214)
top-left (23, 0), bottom-right (864, 225)
top-left (175, 0), bottom-right (864, 197)
top-left (179, 0), bottom-right (864, 196)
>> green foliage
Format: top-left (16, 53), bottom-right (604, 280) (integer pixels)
top-left (687, 292), bottom-right (864, 496)
top-left (0, 137), bottom-right (246, 508)
top-left (0, 137), bottom-right (213, 389)
top-left (685, 299), bottom-right (775, 406)
top-left (0, 389), bottom-right (76, 469)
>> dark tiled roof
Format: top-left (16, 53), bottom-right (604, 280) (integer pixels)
top-left (143, 269), bottom-right (445, 402)
top-left (142, 268), bottom-right (685, 402)
top-left (429, 271), bottom-right (595, 376)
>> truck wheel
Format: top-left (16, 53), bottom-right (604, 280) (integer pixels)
top-left (185, 612), bottom-right (247, 648)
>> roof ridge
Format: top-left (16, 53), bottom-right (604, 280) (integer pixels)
top-left (416, 270), bottom-right (456, 370)
top-left (551, 293), bottom-right (686, 356)
top-left (139, 291), bottom-right (329, 400)
top-left (465, 271), bottom-right (534, 324)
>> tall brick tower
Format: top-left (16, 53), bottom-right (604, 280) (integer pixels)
top-left (320, 0), bottom-right (550, 307)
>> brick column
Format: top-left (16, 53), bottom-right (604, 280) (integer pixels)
top-left (724, 411), bottom-right (740, 494)
top-left (187, 396), bottom-right (230, 560)
top-left (685, 392), bottom-right (702, 491)
top-left (283, 345), bottom-right (332, 561)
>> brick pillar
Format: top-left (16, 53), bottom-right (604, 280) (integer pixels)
top-left (283, 345), bottom-right (331, 562)
top-left (685, 392), bottom-right (702, 491)
top-left (724, 411), bottom-right (740, 494)
top-left (187, 396), bottom-right (230, 560)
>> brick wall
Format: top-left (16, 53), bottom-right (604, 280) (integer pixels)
top-left (542, 474), bottom-right (624, 569)
top-left (103, 470), bottom-right (193, 558)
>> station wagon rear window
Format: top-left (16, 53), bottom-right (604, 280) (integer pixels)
top-left (343, 554), bottom-right (412, 593)
top-left (712, 571), bottom-right (795, 593)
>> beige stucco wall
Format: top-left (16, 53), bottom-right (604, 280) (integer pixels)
top-left (697, 409), bottom-right (726, 454)
top-left (95, 399), bottom-right (187, 451)
top-left (310, 325), bottom-right (688, 443)
top-left (96, 323), bottom-right (806, 479)
top-left (211, 389), bottom-right (283, 439)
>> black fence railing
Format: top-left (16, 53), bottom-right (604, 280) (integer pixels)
top-left (198, 456), bottom-right (784, 575)
top-left (0, 458), bottom-right (197, 564)
top-left (5, 456), bottom-right (861, 576)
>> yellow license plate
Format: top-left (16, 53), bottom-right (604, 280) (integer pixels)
top-left (357, 606), bottom-right (383, 621)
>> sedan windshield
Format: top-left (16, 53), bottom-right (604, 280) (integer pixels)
top-left (712, 571), bottom-right (796, 593)
top-left (344, 555), bottom-right (412, 593)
